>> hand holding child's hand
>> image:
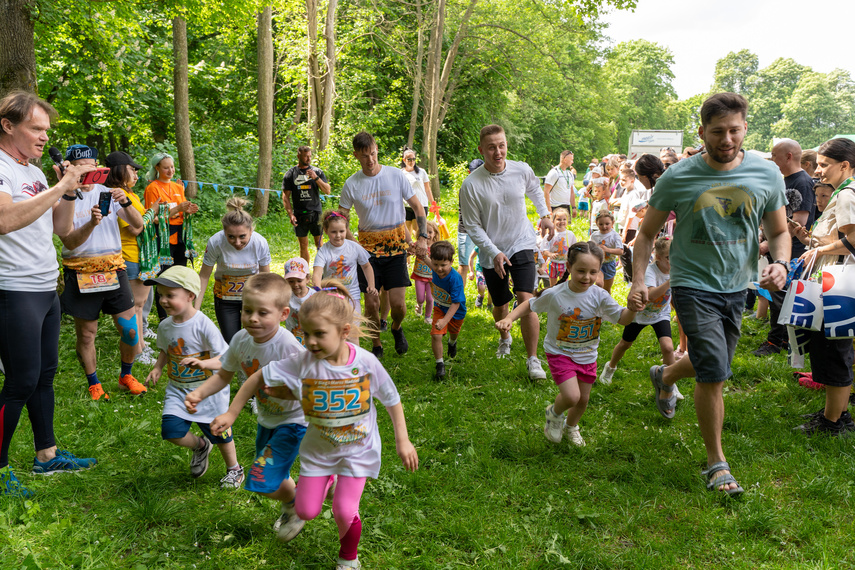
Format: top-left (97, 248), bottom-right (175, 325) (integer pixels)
top-left (366, 286), bottom-right (379, 298)
top-left (184, 390), bottom-right (202, 414)
top-left (145, 368), bottom-right (161, 388)
top-left (209, 411), bottom-right (236, 437)
top-left (397, 440), bottom-right (419, 472)
top-left (495, 319), bottom-right (512, 333)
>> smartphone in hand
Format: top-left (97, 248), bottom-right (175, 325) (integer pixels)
top-left (98, 191), bottom-right (112, 216)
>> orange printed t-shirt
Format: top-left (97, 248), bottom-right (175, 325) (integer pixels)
top-left (144, 180), bottom-right (186, 244)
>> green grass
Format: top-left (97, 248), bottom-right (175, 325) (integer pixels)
top-left (3, 207), bottom-right (855, 569)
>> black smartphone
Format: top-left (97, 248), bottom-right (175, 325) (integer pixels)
top-left (98, 191), bottom-right (112, 216)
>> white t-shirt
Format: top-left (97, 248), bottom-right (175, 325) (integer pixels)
top-left (286, 288), bottom-right (316, 344)
top-left (263, 343), bottom-right (401, 478)
top-left (590, 229), bottom-right (623, 264)
top-left (220, 327), bottom-right (307, 429)
top-left (544, 166), bottom-right (575, 206)
top-left (528, 283), bottom-right (624, 364)
top-left (0, 152), bottom-right (59, 291)
top-left (339, 166), bottom-right (414, 257)
top-left (156, 311), bottom-right (229, 423)
top-left (313, 240), bottom-right (370, 308)
top-left (60, 185), bottom-right (125, 272)
top-left (401, 167), bottom-right (430, 207)
top-left (636, 263), bottom-right (671, 325)
top-left (202, 230), bottom-right (271, 300)
top-left (459, 160), bottom-right (549, 268)
top-left (590, 199), bottom-right (610, 231)
top-left (542, 230), bottom-right (577, 264)
top-left (618, 187), bottom-right (650, 232)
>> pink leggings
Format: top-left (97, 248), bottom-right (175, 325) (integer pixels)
top-left (295, 475), bottom-right (366, 561)
top-left (415, 279), bottom-right (433, 310)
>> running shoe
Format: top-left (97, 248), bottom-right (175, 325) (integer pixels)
top-left (135, 346), bottom-right (157, 365)
top-left (435, 361), bottom-right (446, 380)
top-left (32, 450), bottom-right (96, 474)
top-left (543, 404), bottom-right (565, 443)
top-left (88, 383), bottom-right (110, 401)
top-left (475, 295), bottom-right (483, 308)
top-left (336, 557), bottom-right (361, 570)
top-left (564, 424), bottom-right (586, 447)
top-left (379, 319), bottom-right (388, 332)
top-left (274, 501), bottom-right (306, 542)
top-left (118, 374), bottom-right (148, 395)
top-left (371, 345), bottom-right (384, 359)
top-left (190, 438), bottom-right (212, 478)
top-left (220, 466), bottom-right (245, 489)
top-left (0, 466), bottom-right (33, 498)
top-left (448, 341), bottom-right (458, 359)
top-left (527, 356), bottom-right (546, 381)
top-left (599, 363), bottom-right (616, 385)
top-left (143, 325), bottom-right (158, 340)
top-left (495, 338), bottom-right (512, 358)
top-left (391, 326), bottom-right (409, 355)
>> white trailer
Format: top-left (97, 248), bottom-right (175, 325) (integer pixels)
top-left (628, 130), bottom-right (684, 161)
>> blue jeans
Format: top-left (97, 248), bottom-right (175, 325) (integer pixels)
top-left (671, 287), bottom-right (746, 383)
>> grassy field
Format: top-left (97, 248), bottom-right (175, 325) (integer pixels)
top-left (2, 203), bottom-right (854, 569)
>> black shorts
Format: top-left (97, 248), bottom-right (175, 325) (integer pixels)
top-left (807, 328), bottom-right (854, 387)
top-left (295, 210), bottom-right (321, 238)
top-left (404, 206), bottom-right (416, 222)
top-left (358, 254), bottom-right (411, 292)
top-left (61, 268), bottom-right (134, 321)
top-left (482, 250), bottom-right (537, 307)
top-left (621, 319), bottom-right (672, 343)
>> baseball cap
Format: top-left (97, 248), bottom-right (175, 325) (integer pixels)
top-left (65, 144), bottom-right (98, 162)
top-left (631, 199), bottom-right (649, 213)
top-left (284, 257), bottom-right (309, 280)
top-left (592, 178), bottom-right (605, 186)
top-left (144, 265), bottom-right (201, 297)
top-left (468, 158), bottom-right (484, 172)
top-left (106, 151), bottom-right (143, 170)
top-left (591, 166), bottom-right (603, 176)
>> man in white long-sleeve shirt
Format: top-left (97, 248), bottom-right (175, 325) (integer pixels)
top-left (460, 124), bottom-right (554, 379)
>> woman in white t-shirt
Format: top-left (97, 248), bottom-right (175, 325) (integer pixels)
top-left (196, 197), bottom-right (272, 342)
top-left (400, 148), bottom-right (433, 238)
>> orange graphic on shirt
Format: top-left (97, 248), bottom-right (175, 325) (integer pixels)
top-left (358, 224), bottom-right (408, 257)
top-left (326, 255), bottom-right (354, 285)
top-left (556, 307), bottom-right (601, 347)
top-left (241, 358), bottom-right (261, 377)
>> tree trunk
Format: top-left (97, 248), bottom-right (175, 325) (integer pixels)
top-left (292, 94), bottom-right (303, 128)
top-left (317, 0), bottom-right (337, 150)
top-left (407, 0), bottom-right (425, 150)
top-left (253, 6), bottom-right (274, 218)
top-left (306, 0), bottom-right (322, 147)
top-left (172, 16), bottom-right (198, 198)
top-left (0, 0), bottom-right (38, 97)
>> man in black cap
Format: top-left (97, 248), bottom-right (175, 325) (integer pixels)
top-left (282, 146), bottom-right (331, 263)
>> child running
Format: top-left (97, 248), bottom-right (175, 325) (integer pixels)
top-left (588, 179), bottom-right (609, 236)
top-left (541, 208), bottom-right (577, 286)
top-left (196, 197), bottom-right (272, 343)
top-left (420, 241), bottom-right (467, 379)
top-left (258, 280), bottom-right (418, 570)
top-left (284, 257), bottom-right (316, 345)
top-left (184, 273), bottom-right (309, 541)
top-left (410, 220), bottom-right (439, 324)
top-left (468, 246), bottom-right (491, 309)
top-left (312, 210), bottom-right (378, 315)
top-left (589, 211), bottom-right (623, 294)
top-left (496, 242), bottom-right (636, 446)
top-left (600, 237), bottom-right (676, 385)
top-left (144, 266), bottom-right (241, 487)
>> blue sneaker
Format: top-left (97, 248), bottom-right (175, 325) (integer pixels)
top-left (1, 465), bottom-right (34, 498)
top-left (32, 449), bottom-right (96, 475)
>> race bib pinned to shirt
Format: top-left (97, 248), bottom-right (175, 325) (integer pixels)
top-left (219, 274), bottom-right (249, 301)
top-left (556, 309), bottom-right (601, 349)
top-left (301, 375), bottom-right (371, 428)
top-left (167, 351), bottom-right (214, 390)
top-left (77, 270), bottom-right (120, 293)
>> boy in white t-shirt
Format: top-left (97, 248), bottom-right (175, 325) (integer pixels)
top-left (184, 273), bottom-right (311, 542)
top-left (284, 257), bottom-right (316, 345)
top-left (144, 266), bottom-right (240, 488)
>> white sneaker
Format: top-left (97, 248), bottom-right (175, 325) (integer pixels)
top-left (135, 346), bottom-right (157, 365)
top-left (219, 466), bottom-right (245, 489)
top-left (274, 501), bottom-right (306, 542)
top-left (336, 557), bottom-right (361, 570)
top-left (543, 405), bottom-right (565, 443)
top-left (143, 326), bottom-right (157, 340)
top-left (564, 424), bottom-right (586, 447)
top-left (599, 363), bottom-right (616, 385)
top-left (250, 397), bottom-right (259, 415)
top-left (673, 383), bottom-right (685, 401)
top-left (527, 356), bottom-right (546, 380)
top-left (495, 337), bottom-right (512, 358)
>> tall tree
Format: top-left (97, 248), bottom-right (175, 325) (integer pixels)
top-left (172, 15), bottom-right (198, 197)
top-left (0, 0), bottom-right (37, 96)
top-left (712, 49), bottom-right (758, 95)
top-left (254, 6), bottom-right (274, 217)
top-left (306, 0), bottom-right (337, 150)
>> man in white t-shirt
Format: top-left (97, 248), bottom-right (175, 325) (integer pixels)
top-left (543, 150), bottom-right (576, 217)
top-left (460, 124), bottom-right (554, 380)
top-left (338, 132), bottom-right (428, 358)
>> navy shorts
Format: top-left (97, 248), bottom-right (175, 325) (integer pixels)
top-left (245, 423), bottom-right (307, 494)
top-left (671, 287), bottom-right (745, 383)
top-left (358, 254), bottom-right (411, 292)
top-left (161, 414), bottom-right (234, 444)
top-left (61, 268), bottom-right (134, 321)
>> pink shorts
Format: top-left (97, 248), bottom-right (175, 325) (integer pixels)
top-left (545, 353), bottom-right (597, 385)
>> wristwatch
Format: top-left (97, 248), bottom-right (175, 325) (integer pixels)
top-left (771, 259), bottom-right (789, 269)
top-left (61, 193), bottom-right (77, 201)
top-left (119, 199), bottom-right (132, 208)
top-left (419, 232), bottom-right (429, 240)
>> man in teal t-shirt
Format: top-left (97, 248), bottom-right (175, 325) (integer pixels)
top-left (628, 92), bottom-right (790, 496)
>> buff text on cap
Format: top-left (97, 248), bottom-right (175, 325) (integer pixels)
top-left (143, 265), bottom-right (201, 297)
top-left (284, 257), bottom-right (309, 280)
